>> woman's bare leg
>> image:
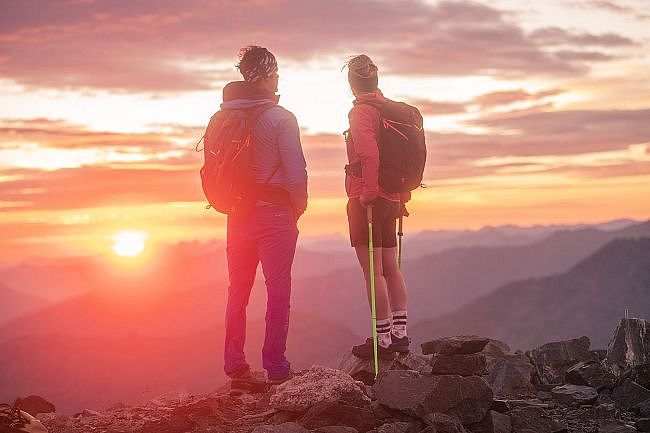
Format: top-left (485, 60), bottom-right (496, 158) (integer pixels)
top-left (354, 245), bottom-right (391, 321)
top-left (381, 247), bottom-right (407, 311)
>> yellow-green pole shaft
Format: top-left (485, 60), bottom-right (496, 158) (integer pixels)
top-left (367, 205), bottom-right (379, 377)
top-left (397, 214), bottom-right (404, 269)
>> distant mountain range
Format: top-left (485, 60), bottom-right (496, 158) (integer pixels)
top-left (1, 219), bottom-right (640, 306)
top-left (0, 310), bottom-right (358, 414)
top-left (1, 219), bottom-right (648, 413)
top-left (292, 221), bottom-right (650, 332)
top-left (0, 285), bottom-right (49, 323)
top-left (410, 237), bottom-right (650, 351)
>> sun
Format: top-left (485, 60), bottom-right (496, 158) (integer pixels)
top-left (111, 230), bottom-right (148, 258)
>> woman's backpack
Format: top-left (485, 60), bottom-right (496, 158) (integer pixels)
top-left (346, 99), bottom-right (426, 193)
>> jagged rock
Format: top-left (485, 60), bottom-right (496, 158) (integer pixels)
top-left (611, 378), bottom-right (650, 409)
top-left (369, 422), bottom-right (411, 433)
top-left (537, 391), bottom-right (554, 401)
top-left (74, 408), bottom-right (102, 417)
top-left (251, 422), bottom-right (309, 432)
top-left (314, 427), bottom-right (360, 433)
top-left (633, 398), bottom-right (650, 416)
top-left (394, 352), bottom-right (433, 375)
top-left (300, 400), bottom-right (377, 432)
top-left (149, 390), bottom-right (193, 407)
top-left (565, 360), bottom-right (617, 390)
top-left (466, 410), bottom-right (512, 433)
top-left (374, 370), bottom-right (434, 417)
top-left (598, 420), bottom-right (637, 433)
top-left (550, 384), bottom-right (598, 406)
top-left (606, 318), bottom-right (650, 375)
top-left (422, 336), bottom-right (490, 355)
top-left (620, 363), bottom-right (650, 390)
top-left (430, 353), bottom-right (487, 376)
top-left (494, 398), bottom-right (554, 410)
top-left (269, 410), bottom-right (301, 424)
top-left (370, 401), bottom-right (394, 424)
top-left (592, 349), bottom-right (608, 362)
top-left (597, 391), bottom-right (616, 405)
top-left (635, 418), bottom-right (650, 432)
top-left (374, 370), bottom-right (492, 424)
top-left (270, 366), bottom-right (370, 413)
top-left (338, 351), bottom-right (433, 384)
top-left (14, 395), bottom-right (56, 416)
top-left (421, 412), bottom-right (468, 432)
top-left (36, 412), bottom-right (71, 430)
top-left (490, 400), bottom-right (510, 413)
top-left (508, 406), bottom-right (566, 433)
top-left (339, 351), bottom-right (396, 384)
top-left (526, 336), bottom-right (593, 388)
top-left (481, 340), bottom-right (536, 396)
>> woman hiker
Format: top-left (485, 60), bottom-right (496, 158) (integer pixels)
top-left (343, 54), bottom-right (411, 360)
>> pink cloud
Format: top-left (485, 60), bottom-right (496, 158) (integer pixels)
top-left (0, 0), bottom-right (640, 92)
top-left (529, 27), bottom-right (636, 47)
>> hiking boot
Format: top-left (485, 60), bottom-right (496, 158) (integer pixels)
top-left (268, 370), bottom-right (294, 386)
top-left (229, 365), bottom-right (269, 396)
top-left (389, 334), bottom-right (410, 353)
top-left (352, 338), bottom-right (396, 360)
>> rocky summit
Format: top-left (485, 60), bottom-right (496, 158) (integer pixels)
top-left (4, 317), bottom-right (650, 433)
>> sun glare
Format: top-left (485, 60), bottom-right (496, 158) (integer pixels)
top-left (111, 230), bottom-right (148, 257)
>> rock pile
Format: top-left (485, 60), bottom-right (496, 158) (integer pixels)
top-left (8, 317), bottom-right (650, 433)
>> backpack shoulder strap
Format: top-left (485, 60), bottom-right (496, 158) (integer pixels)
top-left (245, 102), bottom-right (277, 126)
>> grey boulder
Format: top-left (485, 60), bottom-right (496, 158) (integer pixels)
top-left (611, 378), bottom-right (650, 409)
top-left (270, 366), bottom-right (370, 413)
top-left (565, 360), bottom-right (617, 390)
top-left (526, 336), bottom-right (593, 388)
top-left (606, 318), bottom-right (650, 375)
top-left (550, 384), bottom-right (598, 406)
top-left (481, 340), bottom-right (536, 396)
top-left (422, 336), bottom-right (489, 355)
top-left (374, 370), bottom-right (492, 424)
top-left (430, 353), bottom-right (487, 376)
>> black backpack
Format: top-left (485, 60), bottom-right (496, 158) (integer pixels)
top-left (198, 102), bottom-right (275, 215)
top-left (345, 99), bottom-right (426, 193)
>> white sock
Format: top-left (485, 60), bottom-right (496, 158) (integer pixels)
top-left (376, 318), bottom-right (392, 348)
top-left (392, 310), bottom-right (408, 339)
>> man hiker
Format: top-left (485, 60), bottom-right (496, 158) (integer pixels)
top-left (217, 46), bottom-right (308, 393)
top-left (343, 54), bottom-right (419, 360)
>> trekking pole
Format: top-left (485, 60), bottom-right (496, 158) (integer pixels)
top-left (367, 204), bottom-right (379, 378)
top-left (397, 214), bottom-right (404, 269)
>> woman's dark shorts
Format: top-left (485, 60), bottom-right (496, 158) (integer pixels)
top-left (347, 197), bottom-right (400, 248)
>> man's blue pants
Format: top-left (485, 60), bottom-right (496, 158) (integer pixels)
top-left (223, 203), bottom-right (298, 380)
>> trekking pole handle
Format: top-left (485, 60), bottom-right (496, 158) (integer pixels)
top-left (366, 203), bottom-right (373, 224)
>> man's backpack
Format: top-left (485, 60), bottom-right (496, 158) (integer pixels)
top-left (346, 99), bottom-right (426, 193)
top-left (199, 103), bottom-right (275, 215)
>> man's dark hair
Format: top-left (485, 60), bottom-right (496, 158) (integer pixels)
top-left (236, 46), bottom-right (278, 83)
top-left (344, 54), bottom-right (379, 93)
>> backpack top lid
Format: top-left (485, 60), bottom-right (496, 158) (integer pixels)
top-left (357, 98), bottom-right (423, 128)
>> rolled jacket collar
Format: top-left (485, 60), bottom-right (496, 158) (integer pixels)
top-left (222, 81), bottom-right (280, 104)
top-left (353, 89), bottom-right (386, 106)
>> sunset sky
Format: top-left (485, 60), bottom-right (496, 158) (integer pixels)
top-left (1, 0), bottom-right (649, 262)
